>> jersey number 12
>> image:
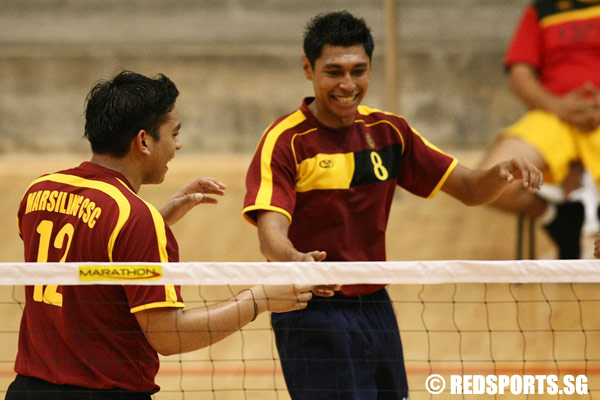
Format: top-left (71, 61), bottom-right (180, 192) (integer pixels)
top-left (33, 219), bottom-right (74, 306)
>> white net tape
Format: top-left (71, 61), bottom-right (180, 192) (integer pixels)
top-left (2, 260), bottom-right (600, 399)
top-left (0, 259), bottom-right (599, 285)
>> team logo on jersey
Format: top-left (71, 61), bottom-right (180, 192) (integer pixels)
top-left (78, 264), bottom-right (163, 282)
top-left (365, 132), bottom-right (376, 149)
top-left (319, 159), bottom-right (334, 168)
top-left (556, 0), bottom-right (573, 10)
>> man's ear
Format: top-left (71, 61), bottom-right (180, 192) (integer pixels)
top-left (302, 55), bottom-right (313, 80)
top-left (133, 130), bottom-right (151, 155)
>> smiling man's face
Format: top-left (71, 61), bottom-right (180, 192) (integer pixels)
top-left (303, 44), bottom-right (371, 129)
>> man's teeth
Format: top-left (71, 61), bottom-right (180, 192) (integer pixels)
top-left (335, 96), bottom-right (355, 104)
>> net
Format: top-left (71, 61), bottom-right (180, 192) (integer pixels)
top-left (1, 260), bottom-right (599, 400)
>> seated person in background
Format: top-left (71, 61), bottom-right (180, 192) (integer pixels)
top-left (478, 0), bottom-right (600, 259)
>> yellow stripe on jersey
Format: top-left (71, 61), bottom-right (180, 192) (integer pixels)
top-left (141, 201), bottom-right (169, 262)
top-left (407, 125), bottom-right (457, 198)
top-left (358, 104), bottom-right (452, 157)
top-left (358, 104), bottom-right (404, 117)
top-left (116, 178), bottom-right (170, 263)
top-left (357, 105), bottom-right (408, 122)
top-left (410, 126), bottom-right (453, 157)
top-left (296, 152), bottom-right (355, 192)
top-left (540, 4), bottom-right (600, 27)
top-left (143, 201), bottom-right (179, 304)
top-left (255, 110), bottom-right (307, 206)
top-left (24, 174), bottom-right (131, 262)
top-left (243, 204), bottom-right (292, 225)
top-left (357, 105), bottom-right (407, 152)
top-left (357, 119), bottom-right (407, 154)
top-left (427, 158), bottom-right (459, 199)
top-left (131, 300), bottom-right (185, 313)
top-left (117, 181), bottom-right (180, 305)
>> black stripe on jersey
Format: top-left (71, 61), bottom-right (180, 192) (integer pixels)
top-left (535, 0), bottom-right (600, 19)
top-left (350, 144), bottom-right (403, 187)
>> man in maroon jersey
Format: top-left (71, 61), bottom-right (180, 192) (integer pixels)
top-left (479, 0), bottom-right (600, 259)
top-left (243, 11), bottom-right (543, 400)
top-left (6, 70), bottom-right (317, 400)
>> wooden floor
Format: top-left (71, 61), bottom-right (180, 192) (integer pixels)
top-left (1, 152), bottom-right (598, 399)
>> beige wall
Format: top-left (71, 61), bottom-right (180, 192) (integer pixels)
top-left (0, 0), bottom-right (529, 153)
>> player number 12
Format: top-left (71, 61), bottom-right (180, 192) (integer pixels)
top-left (33, 219), bottom-right (74, 306)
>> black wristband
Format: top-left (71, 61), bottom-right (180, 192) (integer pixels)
top-left (239, 288), bottom-right (258, 322)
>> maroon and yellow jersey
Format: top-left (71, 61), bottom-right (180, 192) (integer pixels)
top-left (15, 162), bottom-right (184, 392)
top-left (243, 98), bottom-right (457, 296)
top-left (504, 0), bottom-right (600, 95)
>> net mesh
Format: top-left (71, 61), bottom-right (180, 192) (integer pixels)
top-left (1, 260), bottom-right (599, 399)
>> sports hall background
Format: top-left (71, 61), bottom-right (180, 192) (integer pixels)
top-left (1, 0), bottom-right (559, 261)
top-left (2, 0), bottom-right (592, 398)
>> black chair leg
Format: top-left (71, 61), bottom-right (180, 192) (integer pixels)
top-left (516, 214), bottom-right (536, 260)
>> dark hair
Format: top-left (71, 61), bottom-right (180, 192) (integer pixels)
top-left (84, 70), bottom-right (179, 157)
top-left (303, 10), bottom-right (374, 68)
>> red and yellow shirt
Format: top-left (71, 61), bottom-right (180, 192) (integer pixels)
top-left (244, 98), bottom-right (457, 296)
top-left (505, 0), bottom-right (600, 95)
top-left (15, 162), bottom-right (183, 392)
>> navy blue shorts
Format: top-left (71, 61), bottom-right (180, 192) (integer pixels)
top-left (5, 375), bottom-right (154, 400)
top-left (272, 288), bottom-right (409, 400)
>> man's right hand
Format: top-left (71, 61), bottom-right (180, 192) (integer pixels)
top-left (301, 250), bottom-right (327, 261)
top-left (298, 251), bottom-right (341, 297)
top-left (252, 285), bottom-right (315, 313)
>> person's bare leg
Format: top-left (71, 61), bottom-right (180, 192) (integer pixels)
top-left (478, 136), bottom-right (549, 217)
top-left (479, 136), bottom-right (584, 259)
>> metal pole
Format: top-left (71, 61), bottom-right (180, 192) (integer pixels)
top-left (384, 0), bottom-right (398, 113)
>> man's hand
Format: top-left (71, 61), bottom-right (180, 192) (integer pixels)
top-left (312, 284), bottom-right (341, 297)
top-left (497, 157), bottom-right (543, 193)
top-left (159, 177), bottom-right (226, 225)
top-left (252, 284), bottom-right (315, 313)
top-left (300, 250), bottom-right (327, 262)
top-left (292, 252), bottom-right (340, 297)
top-left (296, 251), bottom-right (341, 296)
top-left (555, 83), bottom-right (600, 132)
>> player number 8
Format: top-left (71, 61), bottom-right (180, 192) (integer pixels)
top-left (370, 151), bottom-right (389, 181)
